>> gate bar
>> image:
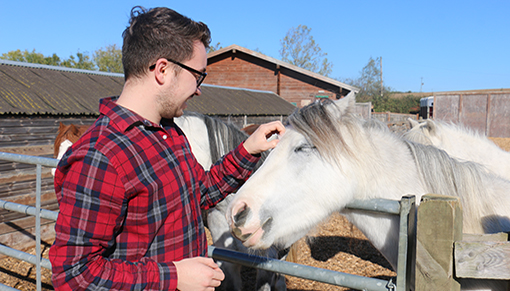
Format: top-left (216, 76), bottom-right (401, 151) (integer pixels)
top-left (0, 199), bottom-right (59, 221)
top-left (0, 283), bottom-right (20, 291)
top-left (208, 246), bottom-right (392, 291)
top-left (346, 198), bottom-right (401, 214)
top-left (0, 244), bottom-right (52, 270)
top-left (0, 152), bottom-right (58, 168)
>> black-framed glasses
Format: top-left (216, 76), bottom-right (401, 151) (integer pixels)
top-left (149, 58), bottom-right (207, 87)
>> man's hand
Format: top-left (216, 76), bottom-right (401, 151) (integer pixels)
top-left (243, 121), bottom-right (286, 155)
top-left (174, 257), bottom-right (225, 291)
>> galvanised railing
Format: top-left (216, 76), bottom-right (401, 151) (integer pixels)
top-left (0, 152), bottom-right (58, 291)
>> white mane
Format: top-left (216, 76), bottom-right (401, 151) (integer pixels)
top-left (404, 119), bottom-right (510, 181)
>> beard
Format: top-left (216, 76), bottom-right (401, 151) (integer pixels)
top-left (156, 86), bottom-right (192, 119)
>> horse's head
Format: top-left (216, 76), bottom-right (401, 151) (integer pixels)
top-left (403, 119), bottom-right (440, 147)
top-left (227, 96), bottom-right (361, 249)
top-left (54, 123), bottom-right (90, 158)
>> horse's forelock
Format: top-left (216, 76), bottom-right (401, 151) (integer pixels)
top-left (288, 100), bottom-right (349, 161)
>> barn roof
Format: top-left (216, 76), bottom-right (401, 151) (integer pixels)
top-left (208, 44), bottom-right (359, 94)
top-left (0, 59), bottom-right (295, 116)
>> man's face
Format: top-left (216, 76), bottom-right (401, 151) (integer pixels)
top-left (158, 41), bottom-right (207, 119)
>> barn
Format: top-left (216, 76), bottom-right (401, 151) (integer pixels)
top-left (0, 59), bottom-right (295, 251)
top-left (207, 44), bottom-right (359, 107)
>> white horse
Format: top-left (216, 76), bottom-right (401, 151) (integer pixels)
top-left (404, 118), bottom-right (510, 181)
top-left (226, 94), bottom-right (510, 290)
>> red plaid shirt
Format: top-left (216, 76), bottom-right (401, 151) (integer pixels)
top-left (49, 97), bottom-right (259, 290)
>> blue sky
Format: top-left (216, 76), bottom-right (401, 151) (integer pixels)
top-left (1, 0), bottom-right (508, 92)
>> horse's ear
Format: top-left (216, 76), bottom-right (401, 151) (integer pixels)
top-left (59, 122), bottom-right (65, 129)
top-left (332, 91), bottom-right (356, 115)
top-left (70, 124), bottom-right (80, 135)
top-left (407, 118), bottom-right (419, 128)
top-left (424, 119), bottom-right (437, 135)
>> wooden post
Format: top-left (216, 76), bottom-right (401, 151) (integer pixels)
top-left (415, 194), bottom-right (462, 291)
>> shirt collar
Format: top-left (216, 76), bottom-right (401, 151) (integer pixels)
top-left (99, 96), bottom-right (161, 133)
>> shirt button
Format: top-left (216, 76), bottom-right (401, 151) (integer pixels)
top-left (163, 135), bottom-right (168, 140)
top-left (143, 120), bottom-right (151, 126)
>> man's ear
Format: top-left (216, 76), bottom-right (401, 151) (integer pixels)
top-left (153, 59), bottom-right (170, 84)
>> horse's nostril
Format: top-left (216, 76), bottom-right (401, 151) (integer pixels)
top-left (232, 227), bottom-right (252, 242)
top-left (233, 203), bottom-right (250, 228)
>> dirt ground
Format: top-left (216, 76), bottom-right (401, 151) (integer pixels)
top-left (0, 138), bottom-right (508, 290)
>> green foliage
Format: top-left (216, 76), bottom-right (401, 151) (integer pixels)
top-left (343, 56), bottom-right (389, 103)
top-left (342, 56), bottom-right (420, 113)
top-left (207, 42), bottom-right (222, 53)
top-left (1, 49), bottom-right (62, 66)
top-left (371, 94), bottom-right (421, 113)
top-left (280, 25), bottom-right (332, 77)
top-left (1, 49), bottom-right (95, 70)
top-left (94, 44), bottom-right (123, 73)
top-left (60, 52), bottom-right (95, 70)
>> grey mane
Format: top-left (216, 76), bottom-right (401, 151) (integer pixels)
top-left (404, 139), bottom-right (507, 233)
top-left (183, 112), bottom-right (267, 167)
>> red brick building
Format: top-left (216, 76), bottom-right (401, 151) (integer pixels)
top-left (207, 44), bottom-right (359, 108)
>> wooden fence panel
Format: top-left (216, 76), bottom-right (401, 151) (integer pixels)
top-left (488, 93), bottom-right (510, 137)
top-left (455, 240), bottom-right (510, 279)
top-left (434, 95), bottom-right (460, 123)
top-left (434, 93), bottom-right (510, 138)
top-left (459, 94), bottom-right (487, 134)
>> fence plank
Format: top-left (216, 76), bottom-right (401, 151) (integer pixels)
top-left (462, 232), bottom-right (508, 242)
top-left (415, 194), bottom-right (461, 291)
top-left (455, 241), bottom-right (510, 279)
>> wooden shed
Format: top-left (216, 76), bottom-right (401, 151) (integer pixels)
top-left (207, 44), bottom-right (359, 108)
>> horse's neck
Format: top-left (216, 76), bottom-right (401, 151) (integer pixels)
top-left (353, 130), bottom-right (426, 200)
top-left (337, 130), bottom-right (428, 270)
top-left (175, 115), bottom-right (213, 168)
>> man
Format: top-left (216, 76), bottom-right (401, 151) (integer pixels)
top-left (49, 6), bottom-right (284, 291)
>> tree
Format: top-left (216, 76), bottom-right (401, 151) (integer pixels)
top-left (342, 57), bottom-right (420, 113)
top-left (60, 52), bottom-right (95, 70)
top-left (207, 42), bottom-right (222, 53)
top-left (279, 25), bottom-right (333, 77)
top-left (93, 44), bottom-right (123, 73)
top-left (1, 49), bottom-right (62, 66)
top-left (1, 49), bottom-right (95, 70)
top-left (343, 57), bottom-right (389, 109)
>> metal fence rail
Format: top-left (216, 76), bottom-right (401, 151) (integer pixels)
top-left (0, 152), bottom-right (58, 291)
top-left (209, 246), bottom-right (392, 291)
top-left (0, 151), bottom-right (415, 291)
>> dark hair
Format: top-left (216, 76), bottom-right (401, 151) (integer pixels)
top-left (121, 6), bottom-right (211, 80)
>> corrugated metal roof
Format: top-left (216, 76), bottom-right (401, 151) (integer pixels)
top-left (0, 60), bottom-right (295, 116)
top-left (189, 85), bottom-right (295, 115)
top-left (0, 60), bottom-right (123, 115)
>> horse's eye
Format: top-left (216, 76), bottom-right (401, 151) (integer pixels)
top-left (294, 144), bottom-right (316, 153)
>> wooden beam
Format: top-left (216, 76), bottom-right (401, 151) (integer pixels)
top-left (415, 194), bottom-right (461, 291)
top-left (455, 240), bottom-right (510, 279)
